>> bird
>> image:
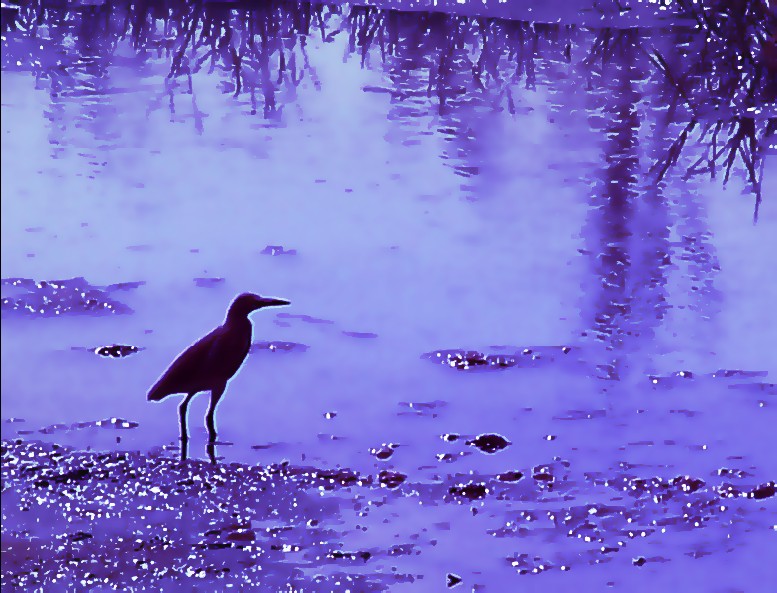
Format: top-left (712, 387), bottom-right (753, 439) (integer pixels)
top-left (147, 292), bottom-right (290, 460)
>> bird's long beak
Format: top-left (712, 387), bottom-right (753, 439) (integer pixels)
top-left (258, 297), bottom-right (290, 308)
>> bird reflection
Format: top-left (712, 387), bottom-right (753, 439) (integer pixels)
top-left (206, 441), bottom-right (218, 465)
top-left (147, 293), bottom-right (290, 462)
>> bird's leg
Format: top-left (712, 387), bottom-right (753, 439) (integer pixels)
top-left (206, 383), bottom-right (226, 444)
top-left (179, 392), bottom-right (196, 457)
top-left (206, 441), bottom-right (218, 465)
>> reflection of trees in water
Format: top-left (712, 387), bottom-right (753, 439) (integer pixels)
top-left (345, 10), bottom-right (484, 180)
top-left (647, 0), bottom-right (776, 221)
top-left (3, 2), bottom-right (122, 166)
top-left (651, 116), bottom-right (773, 222)
top-left (343, 13), bottom-right (565, 182)
top-left (340, 5), bottom-right (772, 204)
top-left (582, 30), bottom-right (675, 377)
top-left (144, 0), bottom-right (325, 118)
top-left (581, 23), bottom-right (745, 372)
top-left (3, 1), bottom-right (326, 133)
top-left (64, 4), bottom-right (122, 155)
top-left (2, 0), bottom-right (772, 197)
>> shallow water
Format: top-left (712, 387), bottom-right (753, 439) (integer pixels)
top-left (2, 0), bottom-right (776, 591)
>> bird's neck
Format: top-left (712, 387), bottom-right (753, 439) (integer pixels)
top-left (225, 312), bottom-right (253, 328)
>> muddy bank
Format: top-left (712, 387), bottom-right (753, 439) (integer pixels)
top-left (2, 438), bottom-right (775, 592)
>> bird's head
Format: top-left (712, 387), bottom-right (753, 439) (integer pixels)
top-left (228, 292), bottom-right (290, 320)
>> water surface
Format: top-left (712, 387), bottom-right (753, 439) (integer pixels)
top-left (2, 0), bottom-right (776, 591)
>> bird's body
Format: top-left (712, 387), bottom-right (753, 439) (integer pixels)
top-left (147, 319), bottom-right (252, 402)
top-left (148, 293), bottom-right (290, 460)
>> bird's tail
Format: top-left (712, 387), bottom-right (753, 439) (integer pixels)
top-left (147, 381), bottom-right (170, 402)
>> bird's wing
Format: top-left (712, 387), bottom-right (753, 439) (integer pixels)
top-left (147, 326), bottom-right (227, 400)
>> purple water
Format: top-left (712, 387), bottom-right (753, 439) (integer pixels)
top-left (2, 0), bottom-right (776, 591)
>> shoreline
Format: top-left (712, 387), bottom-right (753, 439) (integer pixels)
top-left (3, 436), bottom-right (775, 591)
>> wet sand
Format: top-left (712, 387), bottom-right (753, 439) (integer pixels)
top-left (3, 412), bottom-right (776, 592)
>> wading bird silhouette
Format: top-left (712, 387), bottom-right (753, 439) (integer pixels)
top-left (147, 293), bottom-right (290, 461)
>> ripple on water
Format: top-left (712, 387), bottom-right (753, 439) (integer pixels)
top-left (260, 245), bottom-right (297, 256)
top-left (71, 344), bottom-right (143, 358)
top-left (397, 400), bottom-right (447, 418)
top-left (421, 346), bottom-right (575, 371)
top-left (17, 418), bottom-right (141, 436)
top-left (649, 368), bottom-right (770, 389)
top-left (553, 409), bottom-right (607, 421)
top-left (276, 312), bottom-right (335, 325)
top-left (378, 470), bottom-right (406, 489)
top-left (466, 433), bottom-right (511, 454)
top-left (448, 482), bottom-right (489, 501)
top-left (369, 443), bottom-right (397, 460)
top-left (497, 471), bottom-right (524, 483)
top-left (342, 330), bottom-right (378, 339)
top-left (193, 277), bottom-right (225, 288)
top-left (508, 553), bottom-right (556, 576)
top-left (1, 277), bottom-right (140, 317)
top-left (250, 341), bottom-right (309, 354)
